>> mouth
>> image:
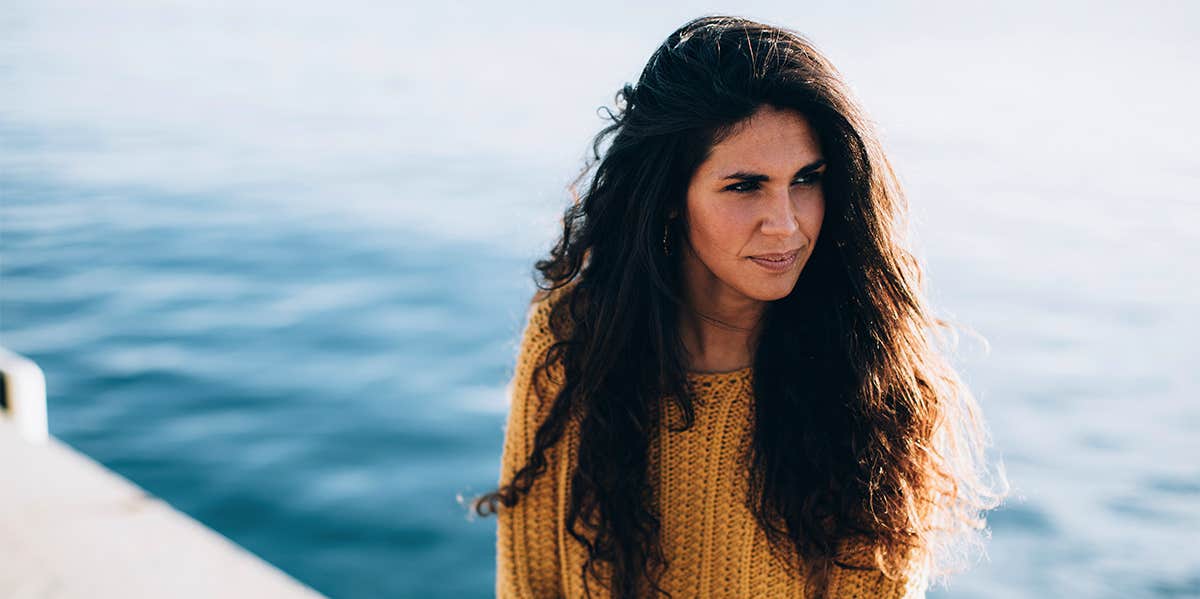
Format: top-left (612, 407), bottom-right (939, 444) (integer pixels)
top-left (747, 249), bottom-right (800, 272)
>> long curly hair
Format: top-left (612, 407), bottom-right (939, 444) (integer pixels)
top-left (471, 14), bottom-right (1008, 599)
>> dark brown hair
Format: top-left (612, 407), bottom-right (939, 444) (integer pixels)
top-left (472, 14), bottom-right (1008, 598)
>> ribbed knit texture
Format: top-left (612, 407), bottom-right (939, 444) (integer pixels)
top-left (496, 288), bottom-right (929, 598)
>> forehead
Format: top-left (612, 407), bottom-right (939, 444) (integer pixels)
top-left (696, 106), bottom-right (823, 177)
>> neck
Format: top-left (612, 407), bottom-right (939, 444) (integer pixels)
top-left (677, 246), bottom-right (765, 373)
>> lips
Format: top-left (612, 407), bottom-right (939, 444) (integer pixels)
top-left (748, 249), bottom-right (800, 271)
top-left (749, 250), bottom-right (800, 261)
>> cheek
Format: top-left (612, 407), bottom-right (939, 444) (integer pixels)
top-left (807, 194), bottom-right (826, 233)
top-left (690, 203), bottom-right (755, 257)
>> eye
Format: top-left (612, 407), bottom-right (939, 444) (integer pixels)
top-left (723, 171), bottom-right (825, 194)
top-left (795, 170), bottom-right (825, 186)
top-left (725, 181), bottom-right (759, 193)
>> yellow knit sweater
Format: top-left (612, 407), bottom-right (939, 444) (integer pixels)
top-left (495, 287), bottom-right (929, 598)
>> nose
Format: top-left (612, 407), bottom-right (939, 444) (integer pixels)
top-left (759, 187), bottom-right (800, 237)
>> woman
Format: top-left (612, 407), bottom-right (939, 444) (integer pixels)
top-left (472, 15), bottom-right (1008, 599)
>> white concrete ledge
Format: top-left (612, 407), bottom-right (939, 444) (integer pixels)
top-left (0, 418), bottom-right (324, 598)
top-left (0, 346), bottom-right (48, 443)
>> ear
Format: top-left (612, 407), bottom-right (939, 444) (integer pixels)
top-left (667, 209), bottom-right (679, 219)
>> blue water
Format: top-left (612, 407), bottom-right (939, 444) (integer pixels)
top-left (3, 2), bottom-right (1199, 597)
top-left (2, 173), bottom-right (541, 596)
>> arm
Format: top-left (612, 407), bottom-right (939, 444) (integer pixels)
top-left (496, 295), bottom-right (566, 599)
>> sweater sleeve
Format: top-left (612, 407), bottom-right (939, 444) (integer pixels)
top-left (826, 539), bottom-right (930, 599)
top-left (495, 295), bottom-right (566, 599)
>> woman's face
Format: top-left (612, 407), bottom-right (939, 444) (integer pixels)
top-left (680, 104), bottom-right (826, 304)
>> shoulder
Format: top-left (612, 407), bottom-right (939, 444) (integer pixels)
top-left (524, 278), bottom-right (582, 338)
top-left (829, 537), bottom-right (931, 598)
top-left (515, 278), bottom-right (583, 371)
top-left (529, 277), bottom-right (581, 308)
top-left (509, 280), bottom-right (584, 428)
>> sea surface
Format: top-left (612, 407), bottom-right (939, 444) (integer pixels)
top-left (2, 2), bottom-right (1198, 597)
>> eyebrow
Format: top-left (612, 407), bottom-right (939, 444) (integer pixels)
top-left (720, 158), bottom-right (827, 182)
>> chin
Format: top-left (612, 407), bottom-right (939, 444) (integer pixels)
top-left (758, 286), bottom-right (797, 302)
top-left (736, 277), bottom-right (799, 302)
